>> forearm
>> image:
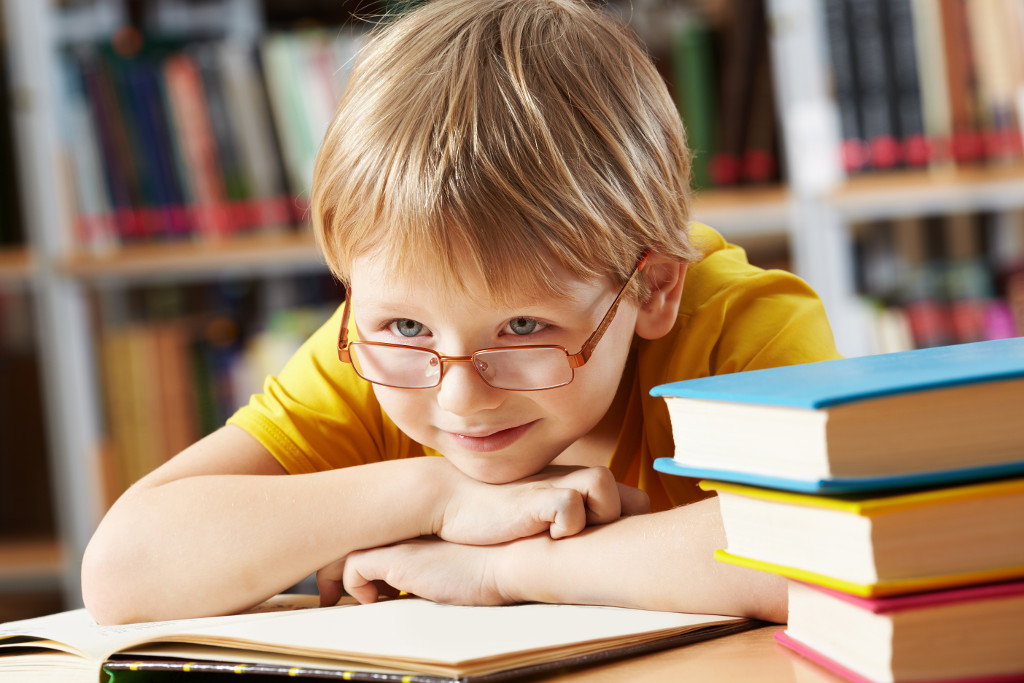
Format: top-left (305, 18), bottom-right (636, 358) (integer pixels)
top-left (82, 457), bottom-right (447, 624)
top-left (500, 497), bottom-right (788, 622)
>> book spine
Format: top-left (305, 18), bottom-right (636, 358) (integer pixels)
top-left (162, 53), bottom-right (232, 240)
top-left (671, 15), bottom-right (718, 190)
top-left (964, 0), bottom-right (1024, 162)
top-left (78, 53), bottom-right (144, 243)
top-left (939, 0), bottom-right (985, 165)
top-left (880, 0), bottom-right (929, 168)
top-left (740, 5), bottom-right (778, 185)
top-left (710, 0), bottom-right (763, 187)
top-left (822, 0), bottom-right (869, 173)
top-left (910, 0), bottom-right (954, 166)
top-left (846, 0), bottom-right (902, 170)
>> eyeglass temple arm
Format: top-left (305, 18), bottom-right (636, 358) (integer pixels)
top-left (338, 289), bottom-right (353, 363)
top-left (567, 251), bottom-right (650, 369)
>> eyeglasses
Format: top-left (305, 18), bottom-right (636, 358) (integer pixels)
top-left (337, 252), bottom-right (650, 391)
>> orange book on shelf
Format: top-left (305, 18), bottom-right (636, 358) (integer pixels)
top-left (163, 53), bottom-right (233, 240)
top-left (939, 0), bottom-right (985, 165)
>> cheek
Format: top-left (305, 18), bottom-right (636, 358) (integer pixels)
top-left (371, 386), bottom-right (429, 434)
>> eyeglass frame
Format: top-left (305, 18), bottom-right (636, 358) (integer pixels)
top-left (337, 251), bottom-right (651, 391)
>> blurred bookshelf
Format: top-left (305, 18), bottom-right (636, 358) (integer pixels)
top-left (1, 0), bottom-right (1023, 620)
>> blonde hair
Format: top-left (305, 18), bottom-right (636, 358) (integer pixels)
top-left (311, 0), bottom-right (698, 305)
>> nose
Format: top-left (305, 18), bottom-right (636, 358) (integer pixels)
top-left (434, 357), bottom-right (504, 416)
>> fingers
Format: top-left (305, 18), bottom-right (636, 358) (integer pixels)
top-left (537, 488), bottom-right (587, 539)
top-left (315, 561), bottom-right (347, 608)
top-left (529, 467), bottom-right (626, 539)
top-left (549, 467), bottom-right (622, 526)
top-left (339, 551), bottom-right (384, 605)
top-left (618, 483), bottom-right (651, 516)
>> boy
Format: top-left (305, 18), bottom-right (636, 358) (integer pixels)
top-left (82, 0), bottom-right (840, 625)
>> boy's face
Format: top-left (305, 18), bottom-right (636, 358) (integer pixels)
top-left (347, 251), bottom-right (640, 484)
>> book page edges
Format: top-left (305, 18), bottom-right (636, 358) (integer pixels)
top-left (713, 550), bottom-right (1024, 597)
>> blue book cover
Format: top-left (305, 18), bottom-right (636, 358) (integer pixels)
top-left (650, 337), bottom-right (1024, 409)
top-left (652, 459), bottom-right (1024, 494)
top-left (651, 338), bottom-right (1024, 493)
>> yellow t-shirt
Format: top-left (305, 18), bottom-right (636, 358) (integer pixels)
top-left (228, 224), bottom-right (841, 511)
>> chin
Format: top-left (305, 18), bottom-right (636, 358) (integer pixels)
top-left (445, 454), bottom-right (550, 485)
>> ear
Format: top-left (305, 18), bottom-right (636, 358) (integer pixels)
top-left (635, 255), bottom-right (688, 340)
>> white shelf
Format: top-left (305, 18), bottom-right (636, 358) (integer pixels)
top-left (831, 164), bottom-right (1024, 221)
top-left (62, 231), bottom-right (326, 284)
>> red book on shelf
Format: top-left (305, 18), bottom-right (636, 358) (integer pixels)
top-left (940, 0), bottom-right (985, 165)
top-left (162, 53), bottom-right (233, 240)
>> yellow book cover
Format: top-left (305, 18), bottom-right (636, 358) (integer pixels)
top-left (701, 477), bottom-right (1024, 596)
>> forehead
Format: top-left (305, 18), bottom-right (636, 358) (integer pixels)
top-left (348, 247), bottom-right (604, 311)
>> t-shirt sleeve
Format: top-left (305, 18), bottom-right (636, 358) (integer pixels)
top-left (664, 228), bottom-right (843, 379)
top-left (227, 303), bottom-right (417, 474)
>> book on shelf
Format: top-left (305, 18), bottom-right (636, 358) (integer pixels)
top-left (93, 280), bottom-right (340, 502)
top-left (879, 0), bottom-right (929, 168)
top-left (964, 0), bottom-right (1024, 162)
top-left (671, 12), bottom-right (717, 191)
top-left (855, 213), bottom-right (1024, 354)
top-left (651, 337), bottom-right (1024, 493)
top-left (699, 477), bottom-right (1024, 597)
top-left (822, 0), bottom-right (1024, 174)
top-left (939, 0), bottom-right (985, 165)
top-left (0, 594), bottom-right (756, 682)
top-left (55, 27), bottom-right (365, 252)
top-left (822, 0), bottom-right (868, 173)
top-left (845, 0), bottom-right (901, 170)
top-left (776, 579), bottom-right (1024, 683)
top-left (910, 0), bottom-right (954, 166)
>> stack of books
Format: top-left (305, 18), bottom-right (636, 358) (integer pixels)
top-left (651, 337), bottom-right (1024, 683)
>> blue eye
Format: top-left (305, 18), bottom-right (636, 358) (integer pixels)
top-left (391, 319), bottom-right (424, 337)
top-left (507, 317), bottom-right (538, 335)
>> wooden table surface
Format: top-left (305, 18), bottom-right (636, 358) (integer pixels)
top-left (537, 625), bottom-right (845, 682)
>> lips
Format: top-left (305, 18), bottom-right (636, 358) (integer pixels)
top-left (444, 421), bottom-right (537, 453)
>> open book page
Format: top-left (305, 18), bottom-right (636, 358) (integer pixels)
top-left (0, 594), bottom-right (322, 662)
top-left (2, 596), bottom-right (747, 680)
top-left (123, 598), bottom-right (742, 677)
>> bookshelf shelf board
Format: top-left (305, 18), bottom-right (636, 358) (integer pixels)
top-left (831, 163), bottom-right (1024, 221)
top-left (0, 247), bottom-right (34, 284)
top-left (692, 185), bottom-right (790, 237)
top-left (0, 537), bottom-right (64, 590)
top-left (61, 230), bottom-right (327, 283)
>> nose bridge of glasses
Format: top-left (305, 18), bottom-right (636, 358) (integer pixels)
top-left (429, 352), bottom-right (495, 389)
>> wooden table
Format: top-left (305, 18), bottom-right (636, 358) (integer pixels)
top-left (539, 625), bottom-right (845, 682)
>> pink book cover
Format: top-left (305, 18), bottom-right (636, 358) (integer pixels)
top-left (798, 578), bottom-right (1024, 614)
top-left (774, 631), bottom-right (1024, 683)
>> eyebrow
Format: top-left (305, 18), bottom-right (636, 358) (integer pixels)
top-left (353, 290), bottom-right (604, 324)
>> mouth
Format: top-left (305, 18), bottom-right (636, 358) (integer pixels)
top-left (443, 421), bottom-right (538, 453)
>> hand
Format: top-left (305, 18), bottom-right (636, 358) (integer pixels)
top-left (436, 465), bottom-right (650, 546)
top-left (317, 537), bottom-right (512, 607)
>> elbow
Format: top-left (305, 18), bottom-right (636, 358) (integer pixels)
top-left (81, 532), bottom-right (140, 625)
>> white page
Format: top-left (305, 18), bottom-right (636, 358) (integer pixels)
top-left (142, 599), bottom-right (738, 666)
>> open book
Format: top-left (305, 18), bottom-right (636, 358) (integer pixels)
top-left (0, 595), bottom-right (756, 682)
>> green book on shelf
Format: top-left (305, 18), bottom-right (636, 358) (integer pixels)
top-left (672, 13), bottom-right (717, 190)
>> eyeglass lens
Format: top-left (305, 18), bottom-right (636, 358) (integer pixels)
top-left (349, 344), bottom-right (573, 390)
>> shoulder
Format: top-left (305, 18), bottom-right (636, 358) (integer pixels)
top-left (640, 223), bottom-right (842, 380)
